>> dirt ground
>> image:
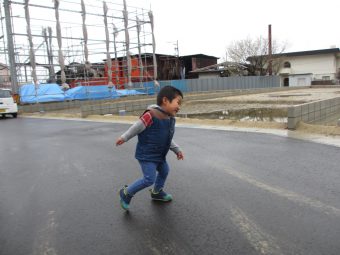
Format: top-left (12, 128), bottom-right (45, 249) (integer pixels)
top-left (181, 88), bottom-right (340, 113)
top-left (22, 87), bottom-right (340, 137)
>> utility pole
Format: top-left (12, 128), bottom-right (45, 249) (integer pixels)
top-left (3, 0), bottom-right (18, 93)
top-left (175, 40), bottom-right (179, 57)
top-left (268, 24), bottom-right (272, 76)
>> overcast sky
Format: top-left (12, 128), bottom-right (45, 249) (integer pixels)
top-left (127, 0), bottom-right (340, 60)
top-left (3, 0), bottom-right (339, 65)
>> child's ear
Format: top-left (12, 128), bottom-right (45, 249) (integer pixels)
top-left (162, 97), bottom-right (169, 105)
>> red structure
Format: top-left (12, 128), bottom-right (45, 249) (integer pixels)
top-left (67, 53), bottom-right (218, 88)
top-left (104, 55), bottom-right (157, 88)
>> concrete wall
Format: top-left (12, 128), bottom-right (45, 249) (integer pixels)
top-left (19, 95), bottom-right (149, 113)
top-left (19, 100), bottom-right (84, 113)
top-left (287, 96), bottom-right (340, 129)
top-left (80, 98), bottom-right (155, 118)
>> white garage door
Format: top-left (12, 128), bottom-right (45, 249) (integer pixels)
top-left (290, 74), bottom-right (312, 87)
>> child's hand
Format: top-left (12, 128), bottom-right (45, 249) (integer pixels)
top-left (116, 137), bottom-right (125, 146)
top-left (176, 151), bottom-right (184, 160)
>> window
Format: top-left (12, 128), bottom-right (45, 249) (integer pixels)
top-left (283, 62), bottom-right (291, 68)
top-left (322, 76), bottom-right (330, 80)
top-left (0, 89), bottom-right (11, 98)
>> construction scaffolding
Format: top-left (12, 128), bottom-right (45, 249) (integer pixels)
top-left (0, 0), bottom-right (157, 93)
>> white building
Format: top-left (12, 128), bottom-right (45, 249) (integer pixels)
top-left (277, 48), bottom-right (340, 87)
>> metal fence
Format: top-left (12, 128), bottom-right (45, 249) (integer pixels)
top-left (132, 76), bottom-right (280, 94)
top-left (185, 76), bottom-right (280, 92)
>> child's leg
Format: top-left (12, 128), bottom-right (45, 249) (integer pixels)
top-left (127, 161), bottom-right (157, 195)
top-left (153, 161), bottom-right (170, 192)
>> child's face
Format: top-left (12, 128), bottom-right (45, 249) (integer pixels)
top-left (162, 95), bottom-right (182, 117)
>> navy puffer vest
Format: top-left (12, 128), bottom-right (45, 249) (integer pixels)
top-left (135, 113), bottom-right (175, 162)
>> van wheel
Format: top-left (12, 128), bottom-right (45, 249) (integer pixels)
top-left (12, 113), bottom-right (17, 118)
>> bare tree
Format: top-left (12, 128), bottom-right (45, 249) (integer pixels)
top-left (227, 36), bottom-right (287, 75)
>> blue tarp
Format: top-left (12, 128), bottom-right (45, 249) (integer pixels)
top-left (20, 83), bottom-right (65, 104)
top-left (19, 83), bottom-right (146, 103)
top-left (132, 80), bottom-right (188, 95)
top-left (140, 81), bottom-right (159, 95)
top-left (116, 89), bottom-right (145, 96)
top-left (65, 85), bottom-right (120, 100)
top-left (20, 80), bottom-right (188, 103)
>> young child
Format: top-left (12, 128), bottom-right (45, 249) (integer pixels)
top-left (116, 86), bottom-right (184, 211)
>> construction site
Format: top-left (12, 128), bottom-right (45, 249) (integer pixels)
top-left (18, 86), bottom-right (340, 138)
top-left (1, 0), bottom-right (340, 136)
top-left (0, 0), bottom-right (163, 91)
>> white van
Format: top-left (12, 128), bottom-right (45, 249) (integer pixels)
top-left (0, 88), bottom-right (18, 118)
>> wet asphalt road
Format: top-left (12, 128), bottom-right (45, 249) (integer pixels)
top-left (1, 117), bottom-right (340, 255)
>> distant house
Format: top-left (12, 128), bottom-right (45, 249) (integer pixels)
top-left (190, 61), bottom-right (248, 79)
top-left (275, 48), bottom-right (340, 87)
top-left (0, 63), bottom-right (10, 89)
top-left (180, 54), bottom-right (219, 79)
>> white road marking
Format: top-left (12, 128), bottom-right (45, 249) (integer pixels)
top-left (225, 168), bottom-right (340, 217)
top-left (230, 206), bottom-right (283, 255)
top-left (33, 211), bottom-right (58, 255)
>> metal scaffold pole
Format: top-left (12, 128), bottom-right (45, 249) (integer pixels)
top-left (3, 0), bottom-right (18, 93)
top-left (2, 0), bottom-right (156, 92)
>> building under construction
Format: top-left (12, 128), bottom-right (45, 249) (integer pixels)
top-left (0, 0), bottom-right (160, 93)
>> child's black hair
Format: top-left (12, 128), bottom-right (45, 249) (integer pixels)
top-left (157, 85), bottom-right (183, 106)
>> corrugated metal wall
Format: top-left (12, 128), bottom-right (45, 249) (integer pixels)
top-left (185, 76), bottom-right (280, 92)
top-left (133, 76), bottom-right (280, 94)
